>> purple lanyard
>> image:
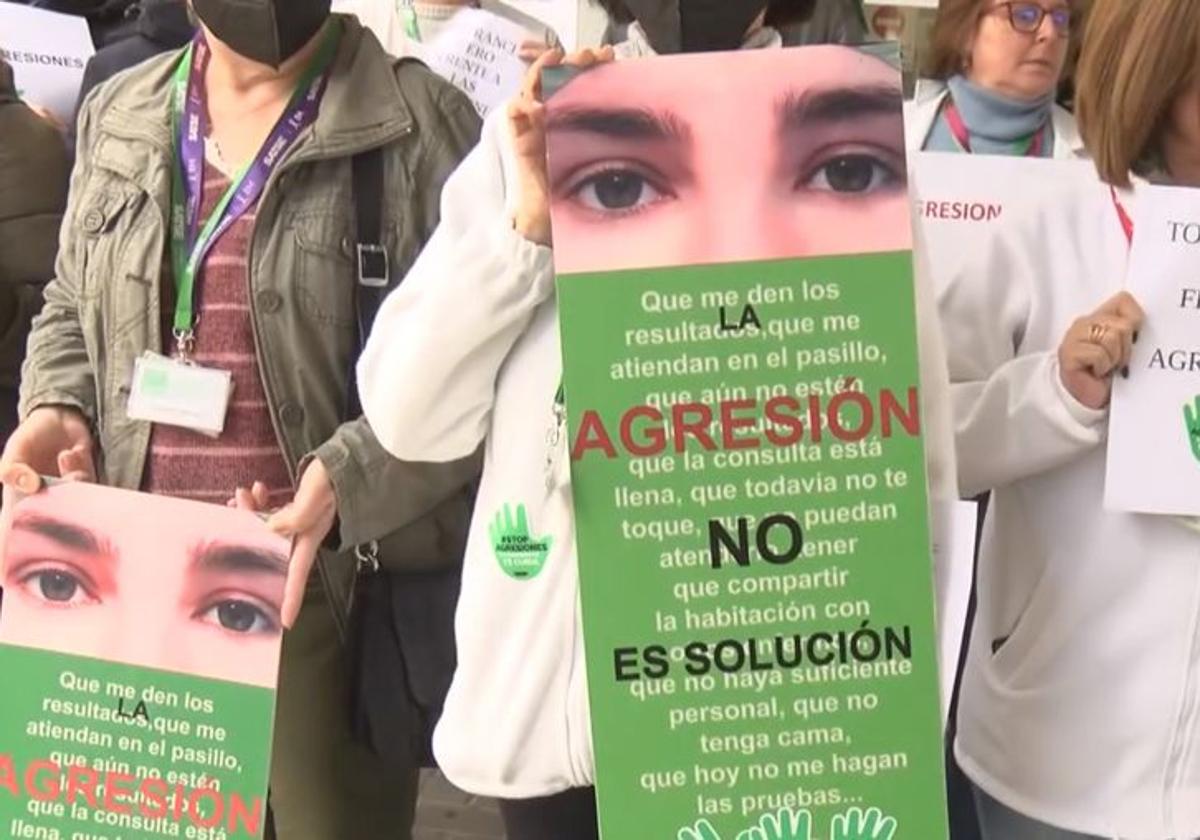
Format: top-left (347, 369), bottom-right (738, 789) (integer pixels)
top-left (169, 23), bottom-right (340, 345)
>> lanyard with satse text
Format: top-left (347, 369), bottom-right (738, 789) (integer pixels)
top-left (1110, 185), bottom-right (1134, 245)
top-left (942, 99), bottom-right (1048, 158)
top-left (168, 23), bottom-right (340, 358)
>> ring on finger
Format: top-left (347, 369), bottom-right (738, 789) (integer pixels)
top-left (1088, 322), bottom-right (1109, 344)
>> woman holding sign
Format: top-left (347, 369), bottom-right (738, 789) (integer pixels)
top-left (358, 2), bottom-right (959, 835)
top-left (940, 1), bottom-right (1200, 837)
top-left (907, 0), bottom-right (1085, 157)
top-left (0, 2), bottom-right (482, 837)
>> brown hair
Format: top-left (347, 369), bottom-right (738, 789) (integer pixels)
top-left (925, 0), bottom-right (986, 79)
top-left (1075, 0), bottom-right (1200, 185)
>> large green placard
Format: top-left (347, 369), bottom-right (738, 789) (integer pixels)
top-left (559, 252), bottom-right (949, 839)
top-left (0, 645), bottom-right (274, 839)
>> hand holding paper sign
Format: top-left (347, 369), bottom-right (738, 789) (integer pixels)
top-left (0, 406), bottom-right (95, 569)
top-left (509, 45), bottom-right (614, 246)
top-left (231, 460), bottom-right (337, 629)
top-left (255, 458), bottom-right (337, 628)
top-left (1058, 291), bottom-right (1145, 409)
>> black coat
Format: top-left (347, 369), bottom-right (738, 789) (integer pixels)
top-left (0, 61), bottom-right (69, 444)
top-left (77, 0), bottom-right (192, 103)
top-left (13, 0), bottom-right (142, 47)
top-left (68, 0), bottom-right (192, 155)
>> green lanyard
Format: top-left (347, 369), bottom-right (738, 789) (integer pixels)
top-left (399, 0), bottom-right (422, 42)
top-left (167, 24), bottom-right (340, 356)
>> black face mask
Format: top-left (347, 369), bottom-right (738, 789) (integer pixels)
top-left (623, 0), bottom-right (768, 54)
top-left (191, 0), bottom-right (331, 67)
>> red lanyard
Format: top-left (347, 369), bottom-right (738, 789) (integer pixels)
top-left (942, 99), bottom-right (1047, 157)
top-left (1110, 186), bottom-right (1134, 245)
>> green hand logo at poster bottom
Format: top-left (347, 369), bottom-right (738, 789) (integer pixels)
top-left (677, 807), bottom-right (897, 840)
top-left (1184, 396), bottom-right (1200, 463)
top-left (489, 503), bottom-right (552, 580)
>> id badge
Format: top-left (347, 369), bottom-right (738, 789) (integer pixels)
top-left (127, 352), bottom-right (233, 437)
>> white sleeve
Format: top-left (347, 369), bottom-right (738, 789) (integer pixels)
top-left (357, 110), bottom-right (555, 462)
top-left (912, 233), bottom-right (965, 704)
top-left (912, 235), bottom-right (957, 504)
top-left (936, 223), bottom-right (1106, 499)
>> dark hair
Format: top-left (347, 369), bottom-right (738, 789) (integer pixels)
top-left (592, 0), bottom-right (633, 23)
top-left (591, 0), bottom-right (817, 28)
top-left (765, 0), bottom-right (819, 27)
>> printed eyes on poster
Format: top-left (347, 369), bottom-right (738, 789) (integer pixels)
top-left (1106, 185), bottom-right (1200, 517)
top-left (0, 482), bottom-right (287, 840)
top-left (544, 44), bottom-right (949, 840)
top-left (0, 1), bottom-right (95, 126)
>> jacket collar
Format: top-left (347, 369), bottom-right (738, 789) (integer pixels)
top-left (909, 80), bottom-right (1088, 159)
top-left (95, 16), bottom-right (414, 162)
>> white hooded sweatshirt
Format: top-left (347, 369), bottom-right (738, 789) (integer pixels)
top-left (358, 25), bottom-right (959, 798)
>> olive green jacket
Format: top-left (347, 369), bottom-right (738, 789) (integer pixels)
top-left (19, 18), bottom-right (482, 626)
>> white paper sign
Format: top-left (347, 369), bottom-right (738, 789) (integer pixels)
top-left (0, 1), bottom-right (94, 126)
top-left (1106, 185), bottom-right (1200, 515)
top-left (419, 7), bottom-right (533, 117)
top-left (504, 0), bottom-right (578, 51)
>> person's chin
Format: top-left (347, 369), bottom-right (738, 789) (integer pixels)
top-left (1020, 61), bottom-right (1057, 80)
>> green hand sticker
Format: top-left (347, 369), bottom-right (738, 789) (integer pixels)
top-left (489, 503), bottom-right (552, 580)
top-left (745, 808), bottom-right (813, 840)
top-left (830, 807), bottom-right (898, 840)
top-left (678, 819), bottom-right (723, 840)
top-left (1184, 397), bottom-right (1200, 463)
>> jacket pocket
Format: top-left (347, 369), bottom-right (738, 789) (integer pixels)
top-left (292, 213), bottom-right (356, 328)
top-left (987, 568), bottom-right (1055, 691)
top-left (78, 187), bottom-right (145, 301)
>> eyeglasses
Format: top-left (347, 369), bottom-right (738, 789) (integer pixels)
top-left (991, 2), bottom-right (1071, 36)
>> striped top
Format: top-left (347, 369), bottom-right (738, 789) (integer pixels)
top-left (141, 158), bottom-right (294, 508)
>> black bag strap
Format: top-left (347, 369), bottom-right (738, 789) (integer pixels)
top-left (346, 146), bottom-right (389, 420)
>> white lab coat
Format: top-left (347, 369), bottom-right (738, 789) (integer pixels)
top-left (930, 153), bottom-right (1200, 838)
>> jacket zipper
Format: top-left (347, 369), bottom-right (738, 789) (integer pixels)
top-left (245, 123), bottom-right (414, 482)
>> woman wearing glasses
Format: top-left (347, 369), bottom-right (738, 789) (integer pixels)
top-left (907, 0), bottom-right (1084, 157)
top-left (940, 1), bottom-right (1200, 837)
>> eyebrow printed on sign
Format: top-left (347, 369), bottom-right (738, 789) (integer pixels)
top-left (546, 84), bottom-right (904, 140)
top-left (191, 543), bottom-right (289, 576)
top-left (11, 514), bottom-right (113, 557)
top-left (777, 84), bottom-right (903, 127)
top-left (8, 514), bottom-right (287, 579)
top-left (547, 107), bottom-right (694, 143)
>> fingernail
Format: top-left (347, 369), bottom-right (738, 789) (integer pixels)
top-left (1121, 366), bottom-right (1130, 379)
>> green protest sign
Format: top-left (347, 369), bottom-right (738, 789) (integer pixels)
top-left (0, 482), bottom-right (285, 839)
top-left (546, 44), bottom-right (948, 839)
